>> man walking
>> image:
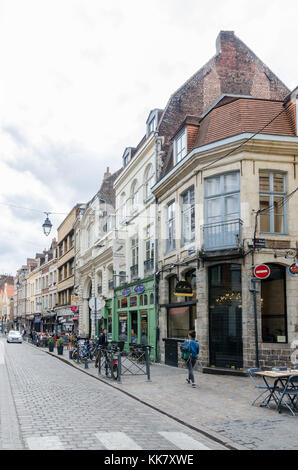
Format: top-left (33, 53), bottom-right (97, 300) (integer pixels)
top-left (185, 330), bottom-right (200, 388)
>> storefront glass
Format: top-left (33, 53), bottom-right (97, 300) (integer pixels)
top-left (261, 264), bottom-right (287, 343)
top-left (118, 313), bottom-right (128, 342)
top-left (209, 263), bottom-right (243, 369)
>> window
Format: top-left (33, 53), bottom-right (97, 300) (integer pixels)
top-left (181, 187), bottom-right (195, 245)
top-left (166, 201), bottom-right (176, 253)
top-left (131, 236), bottom-right (139, 267)
top-left (119, 192), bottom-right (126, 222)
top-left (144, 164), bottom-right (154, 200)
top-left (148, 116), bottom-right (156, 134)
top-left (131, 181), bottom-right (138, 213)
top-left (261, 264), bottom-right (287, 343)
top-left (259, 172), bottom-right (287, 233)
top-left (87, 225), bottom-right (93, 248)
top-left (204, 172), bottom-right (240, 250)
top-left (174, 128), bottom-right (187, 164)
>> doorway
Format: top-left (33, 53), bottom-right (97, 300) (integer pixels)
top-left (209, 264), bottom-right (243, 369)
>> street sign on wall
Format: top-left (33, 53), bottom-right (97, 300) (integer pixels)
top-left (253, 264), bottom-right (271, 280)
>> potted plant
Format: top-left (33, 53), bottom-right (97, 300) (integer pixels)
top-left (56, 337), bottom-right (65, 355)
top-left (48, 337), bottom-right (55, 352)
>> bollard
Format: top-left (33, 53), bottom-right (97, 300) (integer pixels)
top-left (98, 348), bottom-right (101, 375)
top-left (84, 355), bottom-right (88, 369)
top-left (69, 350), bottom-right (73, 360)
top-left (117, 348), bottom-right (122, 384)
top-left (145, 346), bottom-right (151, 382)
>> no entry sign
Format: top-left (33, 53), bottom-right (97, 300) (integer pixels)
top-left (253, 264), bottom-right (270, 280)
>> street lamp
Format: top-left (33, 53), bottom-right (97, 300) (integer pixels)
top-left (42, 212), bottom-right (53, 236)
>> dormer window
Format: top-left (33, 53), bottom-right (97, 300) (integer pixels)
top-left (174, 127), bottom-right (187, 164)
top-left (146, 109), bottom-right (159, 137)
top-left (123, 148), bottom-right (132, 168)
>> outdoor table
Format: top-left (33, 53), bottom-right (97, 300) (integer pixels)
top-left (255, 370), bottom-right (298, 409)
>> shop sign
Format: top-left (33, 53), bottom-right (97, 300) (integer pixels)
top-left (122, 288), bottom-right (131, 297)
top-left (134, 284), bottom-right (145, 294)
top-left (287, 262), bottom-right (298, 278)
top-left (174, 280), bottom-right (193, 297)
top-left (253, 238), bottom-right (266, 248)
top-left (71, 306), bottom-right (78, 313)
top-left (188, 247), bottom-right (195, 255)
top-left (253, 264), bottom-right (270, 280)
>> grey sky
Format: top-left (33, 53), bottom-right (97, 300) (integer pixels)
top-left (0, 0), bottom-right (297, 274)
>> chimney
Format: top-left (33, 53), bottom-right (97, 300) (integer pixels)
top-left (216, 30), bottom-right (235, 54)
top-left (104, 167), bottom-right (111, 179)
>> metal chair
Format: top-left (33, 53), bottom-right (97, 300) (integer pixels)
top-left (277, 375), bottom-right (298, 416)
top-left (248, 368), bottom-right (278, 407)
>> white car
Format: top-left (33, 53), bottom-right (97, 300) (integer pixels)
top-left (7, 330), bottom-right (23, 343)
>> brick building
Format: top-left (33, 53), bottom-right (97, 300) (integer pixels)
top-left (152, 31), bottom-right (298, 371)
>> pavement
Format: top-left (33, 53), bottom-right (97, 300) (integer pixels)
top-left (0, 337), bottom-right (229, 451)
top-left (32, 341), bottom-right (298, 451)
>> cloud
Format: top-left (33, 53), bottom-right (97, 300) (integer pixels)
top-left (0, 0), bottom-right (297, 275)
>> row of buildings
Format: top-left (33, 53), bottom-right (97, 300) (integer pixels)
top-left (12, 31), bottom-right (298, 371)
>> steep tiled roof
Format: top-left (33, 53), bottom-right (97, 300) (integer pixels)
top-left (195, 97), bottom-right (296, 148)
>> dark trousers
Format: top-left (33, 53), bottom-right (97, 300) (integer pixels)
top-left (187, 357), bottom-right (197, 383)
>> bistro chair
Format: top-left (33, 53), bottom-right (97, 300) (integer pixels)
top-left (247, 368), bottom-right (278, 407)
top-left (277, 375), bottom-right (298, 416)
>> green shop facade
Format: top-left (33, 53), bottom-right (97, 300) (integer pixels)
top-left (112, 277), bottom-right (157, 361)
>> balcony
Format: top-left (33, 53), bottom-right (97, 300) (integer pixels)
top-left (130, 264), bottom-right (139, 280)
top-left (201, 219), bottom-right (243, 254)
top-left (144, 258), bottom-right (154, 276)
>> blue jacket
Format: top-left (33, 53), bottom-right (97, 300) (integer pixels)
top-left (189, 339), bottom-right (199, 359)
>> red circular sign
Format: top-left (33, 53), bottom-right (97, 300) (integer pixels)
top-left (254, 264), bottom-right (270, 279)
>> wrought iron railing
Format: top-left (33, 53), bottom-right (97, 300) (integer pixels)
top-left (202, 218), bottom-right (243, 251)
top-left (144, 258), bottom-right (154, 275)
top-left (130, 264), bottom-right (138, 280)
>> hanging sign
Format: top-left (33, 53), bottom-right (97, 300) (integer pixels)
top-left (174, 280), bottom-right (193, 297)
top-left (287, 262), bottom-right (298, 278)
top-left (253, 264), bottom-right (270, 280)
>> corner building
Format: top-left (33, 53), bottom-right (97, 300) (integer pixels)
top-left (152, 31), bottom-right (298, 371)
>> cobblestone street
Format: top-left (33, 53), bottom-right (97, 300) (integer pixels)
top-left (0, 337), bottom-right (227, 451)
top-left (1, 337), bottom-right (297, 451)
top-left (35, 341), bottom-right (298, 451)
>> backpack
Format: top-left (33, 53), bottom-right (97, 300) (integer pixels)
top-left (180, 340), bottom-right (191, 361)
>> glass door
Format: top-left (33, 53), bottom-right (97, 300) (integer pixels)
top-left (209, 264), bottom-right (243, 369)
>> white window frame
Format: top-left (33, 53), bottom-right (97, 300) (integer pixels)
top-left (174, 128), bottom-right (187, 164)
top-left (259, 171), bottom-right (287, 234)
top-left (166, 201), bottom-right (176, 253)
top-left (181, 187), bottom-right (195, 246)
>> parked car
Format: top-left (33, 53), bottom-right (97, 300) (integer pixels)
top-left (7, 330), bottom-right (23, 343)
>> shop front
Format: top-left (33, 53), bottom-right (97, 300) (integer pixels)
top-left (113, 278), bottom-right (156, 361)
top-left (208, 263), bottom-right (243, 369)
top-left (33, 313), bottom-right (42, 332)
top-left (163, 270), bottom-right (197, 367)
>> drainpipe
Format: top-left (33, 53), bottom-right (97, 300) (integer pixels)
top-left (154, 131), bottom-right (160, 361)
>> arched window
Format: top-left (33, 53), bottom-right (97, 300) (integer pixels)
top-left (144, 164), bottom-right (154, 200)
top-left (131, 180), bottom-right (138, 213)
top-left (120, 192), bottom-right (126, 222)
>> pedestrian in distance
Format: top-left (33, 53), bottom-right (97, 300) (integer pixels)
top-left (180, 329), bottom-right (200, 388)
